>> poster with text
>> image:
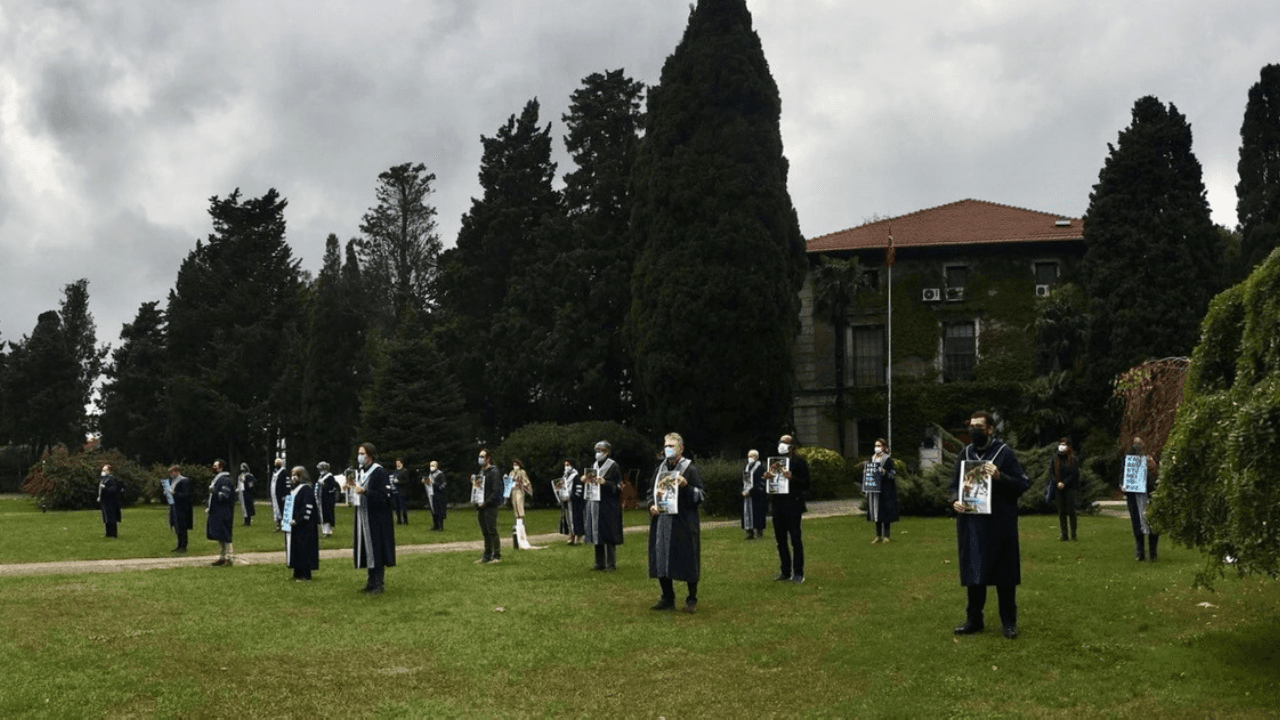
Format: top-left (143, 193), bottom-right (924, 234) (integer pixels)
top-left (281, 493), bottom-right (295, 531)
top-left (862, 462), bottom-right (880, 493)
top-left (958, 461), bottom-right (992, 514)
top-left (1122, 455), bottom-right (1148, 493)
top-left (766, 457), bottom-right (790, 495)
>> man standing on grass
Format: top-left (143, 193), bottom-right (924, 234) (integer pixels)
top-left (206, 459), bottom-right (236, 565)
top-left (474, 449), bottom-right (503, 564)
top-left (950, 410), bottom-right (1030, 640)
top-left (236, 463), bottom-right (256, 527)
top-left (352, 443), bottom-right (395, 594)
top-left (98, 464), bottom-right (123, 539)
top-left (647, 432), bottom-right (705, 613)
top-left (167, 465), bottom-right (192, 552)
top-left (270, 458), bottom-right (289, 532)
top-left (765, 434), bottom-right (810, 584)
top-left (586, 440), bottom-right (624, 572)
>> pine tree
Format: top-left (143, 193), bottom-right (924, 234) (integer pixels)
top-left (57, 279), bottom-right (109, 447)
top-left (99, 301), bottom-right (169, 463)
top-left (5, 311), bottom-right (82, 462)
top-left (628, 0), bottom-right (807, 453)
top-left (1081, 96), bottom-right (1223, 397)
top-left (357, 163), bottom-right (442, 336)
top-left (1237, 63), bottom-right (1280, 273)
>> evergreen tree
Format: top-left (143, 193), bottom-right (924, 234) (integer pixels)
top-left (5, 311), bottom-right (82, 462)
top-left (165, 188), bottom-right (304, 469)
top-left (99, 301), bottom-right (169, 463)
top-left (57, 279), bottom-right (109, 446)
top-left (357, 163), bottom-right (442, 336)
top-left (298, 235), bottom-right (370, 470)
top-left (627, 0), bottom-right (807, 453)
top-left (1236, 63), bottom-right (1280, 273)
top-left (1081, 96), bottom-right (1222, 401)
top-left (436, 98), bottom-right (561, 437)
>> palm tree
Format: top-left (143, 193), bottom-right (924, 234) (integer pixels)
top-left (811, 254), bottom-right (875, 456)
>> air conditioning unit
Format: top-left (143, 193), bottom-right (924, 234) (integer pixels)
top-left (945, 287), bottom-right (965, 302)
top-left (922, 288), bottom-right (941, 302)
top-left (1035, 284), bottom-right (1052, 297)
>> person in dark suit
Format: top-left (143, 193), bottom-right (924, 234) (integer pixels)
top-left (167, 465), bottom-right (193, 552)
top-left (765, 434), bottom-right (810, 584)
top-left (474, 449), bottom-right (503, 564)
top-left (351, 443), bottom-right (395, 595)
top-left (98, 464), bottom-right (123, 538)
top-left (391, 458), bottom-right (410, 525)
top-left (951, 411), bottom-right (1031, 640)
top-left (1043, 438), bottom-right (1081, 541)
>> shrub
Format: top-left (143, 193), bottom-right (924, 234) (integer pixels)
top-left (22, 447), bottom-right (150, 511)
top-left (796, 445), bottom-right (853, 501)
top-left (695, 457), bottom-right (748, 518)
top-left (495, 421), bottom-right (657, 509)
top-left (145, 462), bottom-right (216, 507)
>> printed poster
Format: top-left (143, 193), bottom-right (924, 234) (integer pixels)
top-left (862, 462), bottom-right (880, 493)
top-left (655, 471), bottom-right (680, 515)
top-left (585, 482), bottom-right (601, 502)
top-left (1123, 454), bottom-right (1148, 493)
top-left (281, 493), bottom-right (295, 531)
top-left (470, 475), bottom-right (485, 505)
top-left (552, 478), bottom-right (568, 503)
top-left (503, 474), bottom-right (514, 499)
top-left (161, 478), bottom-right (174, 505)
top-left (766, 457), bottom-right (790, 495)
top-left (958, 460), bottom-right (992, 515)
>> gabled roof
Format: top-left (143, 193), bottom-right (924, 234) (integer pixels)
top-left (806, 199), bottom-right (1083, 253)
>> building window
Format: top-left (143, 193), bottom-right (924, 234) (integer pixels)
top-left (846, 325), bottom-right (886, 387)
top-left (943, 321), bottom-right (976, 382)
top-left (945, 265), bottom-right (969, 289)
top-left (1034, 261), bottom-right (1059, 285)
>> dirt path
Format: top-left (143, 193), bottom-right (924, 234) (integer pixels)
top-left (0, 501), bottom-right (861, 578)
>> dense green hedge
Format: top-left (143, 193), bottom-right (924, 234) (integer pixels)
top-left (494, 421), bottom-right (658, 509)
top-left (21, 449), bottom-right (220, 511)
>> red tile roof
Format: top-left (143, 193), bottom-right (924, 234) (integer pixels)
top-left (806, 199), bottom-right (1083, 253)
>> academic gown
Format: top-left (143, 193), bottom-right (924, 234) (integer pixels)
top-left (585, 458), bottom-right (624, 546)
top-left (647, 457), bottom-right (705, 582)
top-left (168, 475), bottom-right (193, 532)
top-left (741, 460), bottom-right (766, 531)
top-left (98, 474), bottom-right (123, 527)
top-left (353, 464), bottom-right (396, 569)
top-left (864, 454), bottom-right (900, 524)
top-left (317, 472), bottom-right (339, 525)
top-left (950, 439), bottom-right (1030, 587)
top-left (270, 467), bottom-right (290, 521)
top-left (569, 472), bottom-right (586, 535)
top-left (237, 473), bottom-right (256, 519)
top-left (559, 469), bottom-right (579, 534)
top-left (206, 472), bottom-right (235, 542)
top-left (428, 470), bottom-right (448, 520)
top-left (286, 484), bottom-right (320, 571)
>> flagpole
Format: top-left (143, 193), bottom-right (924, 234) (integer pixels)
top-left (886, 228), bottom-right (894, 454)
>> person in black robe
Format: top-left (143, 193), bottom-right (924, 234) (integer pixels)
top-left (352, 443), bottom-right (396, 594)
top-left (569, 461), bottom-right (586, 545)
top-left (586, 440), bottom-right (624, 571)
top-left (205, 459), bottom-right (236, 565)
top-left (98, 464), bottom-right (123, 538)
top-left (765, 434), bottom-right (811, 583)
top-left (426, 461), bottom-right (448, 531)
top-left (237, 463), bottom-right (256, 526)
top-left (950, 411), bottom-right (1031, 640)
top-left (865, 439), bottom-right (900, 543)
top-left (741, 450), bottom-right (766, 540)
top-left (392, 458), bottom-right (410, 525)
top-left (315, 461), bottom-right (339, 537)
top-left (1043, 438), bottom-right (1081, 541)
top-left (1124, 436), bottom-right (1160, 561)
top-left (647, 432), bottom-right (705, 613)
top-left (558, 460), bottom-right (579, 543)
top-left (166, 465), bottom-right (193, 552)
top-left (474, 449), bottom-right (503, 564)
top-left (286, 466), bottom-right (320, 581)
top-left (270, 458), bottom-right (289, 532)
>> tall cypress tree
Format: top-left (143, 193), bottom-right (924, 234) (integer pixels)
top-left (357, 163), bottom-right (442, 337)
top-left (99, 301), bottom-right (169, 463)
top-left (5, 311), bottom-right (82, 462)
top-left (628, 0), bottom-right (806, 453)
top-left (1081, 96), bottom-right (1222, 400)
top-left (1237, 63), bottom-right (1280, 273)
top-left (58, 279), bottom-right (108, 447)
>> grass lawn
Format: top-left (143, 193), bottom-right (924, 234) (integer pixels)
top-left (1, 504), bottom-right (1277, 718)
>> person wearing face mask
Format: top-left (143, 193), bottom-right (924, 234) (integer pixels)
top-left (351, 443), bottom-right (395, 594)
top-left (391, 458), bottom-right (411, 525)
top-left (950, 411), bottom-right (1031, 640)
top-left (316, 461), bottom-right (339, 538)
top-left (764, 434), bottom-right (811, 583)
top-left (648, 433), bottom-right (706, 613)
top-left (97, 464), bottom-right (123, 538)
top-left (864, 439), bottom-right (899, 544)
top-left (741, 450), bottom-right (767, 540)
top-left (557, 459), bottom-right (579, 542)
top-left (285, 466), bottom-right (320, 581)
top-left (166, 465), bottom-right (192, 552)
top-left (269, 458), bottom-right (290, 532)
top-left (474, 449), bottom-right (503, 564)
top-left (569, 459), bottom-right (587, 546)
top-left (205, 459), bottom-right (236, 566)
top-left (1044, 439), bottom-right (1081, 541)
top-left (236, 463), bottom-right (256, 527)
top-left (425, 461), bottom-right (448, 532)
top-left (1124, 437), bottom-right (1160, 561)
top-left (586, 440), bottom-right (625, 571)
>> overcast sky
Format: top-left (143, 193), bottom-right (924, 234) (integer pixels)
top-left (1, 0), bottom-right (1276, 353)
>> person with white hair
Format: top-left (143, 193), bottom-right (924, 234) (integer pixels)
top-left (741, 450), bottom-right (766, 540)
top-left (236, 463), bottom-right (256, 527)
top-left (586, 440), bottom-right (624, 571)
top-left (647, 432), bottom-right (705, 613)
top-left (315, 461), bottom-right (339, 538)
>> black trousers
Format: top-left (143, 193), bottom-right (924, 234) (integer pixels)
top-left (659, 577), bottom-right (698, 604)
top-left (175, 530), bottom-right (188, 549)
top-left (594, 543), bottom-right (617, 569)
top-left (773, 511), bottom-right (804, 577)
top-left (365, 565), bottom-right (383, 589)
top-left (875, 521), bottom-right (892, 538)
top-left (966, 584), bottom-right (1017, 628)
top-left (1056, 487), bottom-right (1078, 538)
top-left (104, 522), bottom-right (118, 538)
top-left (478, 506), bottom-right (501, 560)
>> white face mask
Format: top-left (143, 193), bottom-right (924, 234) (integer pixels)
top-left (478, 456), bottom-right (486, 466)
top-left (748, 456), bottom-right (758, 464)
top-left (875, 446), bottom-right (885, 455)
top-left (595, 452), bottom-right (606, 463)
top-left (663, 446), bottom-right (677, 459)
top-left (1058, 444), bottom-right (1067, 454)
top-left (357, 453), bottom-right (368, 468)
top-left (778, 443), bottom-right (791, 455)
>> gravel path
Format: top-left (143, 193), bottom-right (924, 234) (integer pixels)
top-left (0, 500), bottom-right (861, 578)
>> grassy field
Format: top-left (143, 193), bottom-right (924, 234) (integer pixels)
top-left (1, 500), bottom-right (1277, 718)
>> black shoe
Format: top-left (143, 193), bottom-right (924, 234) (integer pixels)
top-left (682, 601), bottom-right (697, 614)
top-left (1002, 625), bottom-right (1019, 640)
top-left (954, 621), bottom-right (985, 635)
top-left (792, 575), bottom-right (805, 584)
top-left (650, 600), bottom-right (675, 611)
top-left (774, 573), bottom-right (791, 582)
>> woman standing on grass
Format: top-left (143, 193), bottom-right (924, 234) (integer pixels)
top-left (352, 442), bottom-right (395, 594)
top-left (864, 439), bottom-right (899, 544)
top-left (98, 464), bottom-right (123, 539)
top-left (1044, 438), bottom-right (1080, 541)
top-left (569, 459), bottom-right (586, 546)
top-left (509, 460), bottom-right (533, 520)
top-left (285, 467), bottom-right (319, 581)
top-left (206, 459), bottom-right (236, 566)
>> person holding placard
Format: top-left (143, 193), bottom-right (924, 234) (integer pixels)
top-left (765, 434), bottom-right (810, 584)
top-left (556, 459), bottom-right (578, 542)
top-left (864, 439), bottom-right (899, 544)
top-left (647, 432), bottom-right (705, 613)
top-left (285, 466), bottom-right (319, 581)
top-left (950, 411), bottom-right (1030, 640)
top-left (391, 458), bottom-right (411, 525)
top-left (97, 464), bottom-right (123, 538)
top-left (425, 461), bottom-right (448, 531)
top-left (1044, 439), bottom-right (1080, 541)
top-left (351, 443), bottom-right (396, 594)
top-left (741, 450), bottom-right (766, 540)
top-left (166, 465), bottom-right (192, 552)
top-left (206, 459), bottom-right (236, 566)
top-left (586, 440), bottom-right (625, 572)
top-left (236, 463), bottom-right (256, 527)
top-left (269, 458), bottom-right (290, 532)
top-left (315, 461), bottom-right (339, 537)
top-left (474, 449), bottom-right (503, 564)
top-left (1123, 436), bottom-right (1160, 561)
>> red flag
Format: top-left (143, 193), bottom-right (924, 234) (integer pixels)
top-left (886, 227), bottom-right (896, 267)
